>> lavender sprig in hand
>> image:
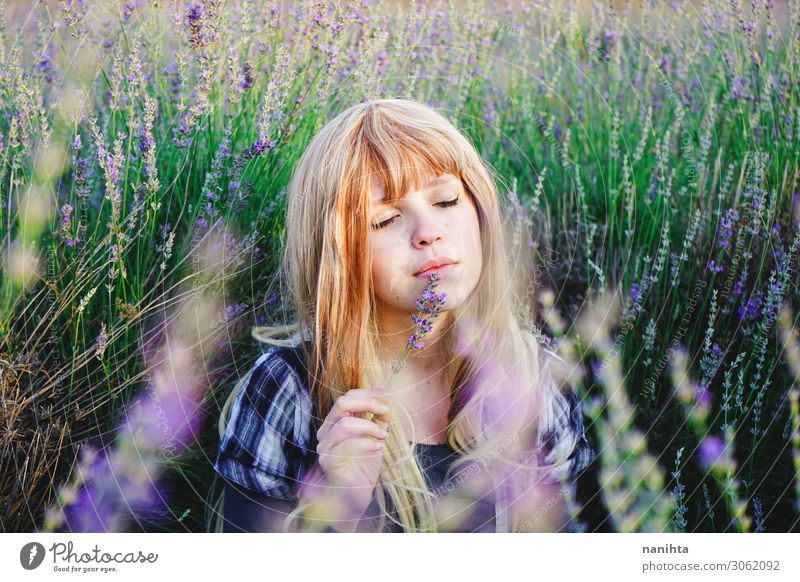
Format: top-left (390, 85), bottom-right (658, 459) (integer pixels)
top-left (366, 273), bottom-right (447, 423)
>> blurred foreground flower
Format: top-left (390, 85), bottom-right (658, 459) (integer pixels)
top-left (43, 227), bottom-right (232, 532)
top-left (576, 290), bottom-right (674, 532)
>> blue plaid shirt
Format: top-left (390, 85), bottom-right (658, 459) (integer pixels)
top-left (214, 340), bottom-right (596, 532)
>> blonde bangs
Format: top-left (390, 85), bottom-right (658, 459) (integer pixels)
top-left (346, 101), bottom-right (469, 206)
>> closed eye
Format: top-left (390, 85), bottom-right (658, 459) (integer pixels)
top-left (372, 196), bottom-right (459, 230)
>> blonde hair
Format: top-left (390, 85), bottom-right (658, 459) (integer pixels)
top-left (235, 98), bottom-right (575, 532)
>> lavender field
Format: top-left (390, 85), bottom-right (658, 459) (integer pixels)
top-left (1, 0), bottom-right (799, 533)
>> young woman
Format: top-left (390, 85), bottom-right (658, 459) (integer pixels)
top-left (214, 98), bottom-right (596, 533)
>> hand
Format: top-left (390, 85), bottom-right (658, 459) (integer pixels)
top-left (313, 388), bottom-right (391, 529)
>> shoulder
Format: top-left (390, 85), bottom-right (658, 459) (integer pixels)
top-left (214, 342), bottom-right (315, 499)
top-left (236, 344), bottom-right (313, 429)
top-left (535, 344), bottom-right (596, 482)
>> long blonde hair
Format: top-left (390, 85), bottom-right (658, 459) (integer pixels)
top-left (249, 98), bottom-right (575, 532)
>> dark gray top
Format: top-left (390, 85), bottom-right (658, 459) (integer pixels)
top-left (222, 441), bottom-right (497, 532)
top-left (355, 441), bottom-right (497, 532)
top-left (217, 341), bottom-right (599, 532)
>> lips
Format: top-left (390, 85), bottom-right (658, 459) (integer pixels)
top-left (415, 257), bottom-right (457, 276)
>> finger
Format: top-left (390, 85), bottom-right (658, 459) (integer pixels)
top-left (319, 390), bottom-right (391, 440)
top-left (336, 389), bottom-right (391, 417)
top-left (324, 416), bottom-right (390, 451)
top-left (318, 436), bottom-right (385, 469)
top-left (326, 436), bottom-right (386, 461)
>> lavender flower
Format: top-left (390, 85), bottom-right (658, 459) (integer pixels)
top-left (123, 1), bottom-right (141, 23)
top-left (58, 204), bottom-right (77, 247)
top-left (699, 435), bottom-right (726, 471)
top-left (363, 273), bottom-right (446, 427)
top-left (753, 497), bottom-right (765, 532)
top-left (223, 302), bottom-right (248, 322)
top-left (717, 208), bottom-right (739, 249)
top-left (404, 273), bottom-right (447, 354)
top-left (139, 95), bottom-right (160, 195)
top-left (670, 447), bottom-right (687, 533)
top-left (46, 285), bottom-right (225, 532)
top-left (187, 2), bottom-right (205, 50)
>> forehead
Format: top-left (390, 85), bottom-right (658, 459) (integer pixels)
top-left (370, 173), bottom-right (456, 203)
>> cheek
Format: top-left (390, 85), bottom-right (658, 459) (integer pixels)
top-left (463, 206), bottom-right (483, 274)
top-left (370, 240), bottom-right (406, 291)
top-left (462, 205), bottom-right (482, 249)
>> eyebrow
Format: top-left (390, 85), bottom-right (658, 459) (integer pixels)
top-left (371, 175), bottom-right (453, 203)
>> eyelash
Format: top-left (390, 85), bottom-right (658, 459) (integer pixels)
top-left (372, 197), bottom-right (459, 230)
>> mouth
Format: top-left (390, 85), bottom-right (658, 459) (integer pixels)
top-left (415, 262), bottom-right (458, 278)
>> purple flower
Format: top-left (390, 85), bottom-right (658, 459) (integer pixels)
top-left (591, 357), bottom-right (604, 381)
top-left (384, 273), bottom-right (448, 387)
top-left (123, 1), bottom-right (141, 22)
top-left (250, 137), bottom-right (276, 157)
top-left (407, 335), bottom-right (424, 350)
top-left (629, 282), bottom-right (642, 304)
top-left (717, 209), bottom-right (739, 249)
top-left (375, 51), bottom-right (389, 77)
top-left (61, 204), bottom-right (73, 224)
top-left (553, 121), bottom-right (562, 141)
top-left (699, 436), bottom-right (725, 470)
top-left (224, 302), bottom-right (248, 322)
top-left (60, 443), bottom-right (169, 532)
top-left (737, 292), bottom-right (763, 321)
top-left (696, 387), bottom-right (712, 410)
top-left (409, 274), bottom-right (447, 347)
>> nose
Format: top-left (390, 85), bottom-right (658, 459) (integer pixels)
top-left (411, 211), bottom-right (444, 248)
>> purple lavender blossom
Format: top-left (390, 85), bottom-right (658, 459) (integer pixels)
top-left (240, 62), bottom-right (254, 91)
top-left (699, 436), bottom-right (725, 470)
top-left (393, 273), bottom-right (447, 369)
top-left (249, 137), bottom-right (277, 157)
top-left (696, 387), bottom-right (712, 411)
top-left (60, 444), bottom-right (168, 532)
top-left (224, 302), bottom-right (248, 322)
top-left (738, 292), bottom-right (763, 321)
top-left (629, 282), bottom-right (642, 304)
top-left (123, 1), bottom-right (141, 22)
top-left (717, 209), bottom-right (739, 249)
